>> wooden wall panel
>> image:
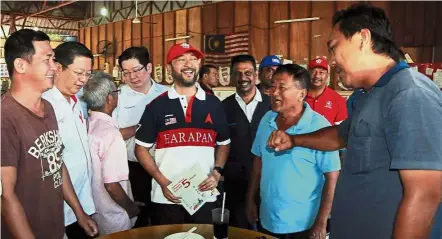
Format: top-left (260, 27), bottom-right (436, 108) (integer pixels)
top-left (269, 1), bottom-right (289, 58)
top-left (164, 11), bottom-right (175, 65)
top-left (188, 7), bottom-right (202, 51)
top-left (132, 21), bottom-right (142, 46)
top-left (289, 1), bottom-right (311, 64)
top-left (77, 1), bottom-right (441, 87)
top-left (234, 1), bottom-right (249, 33)
top-left (123, 20), bottom-right (132, 50)
top-left (402, 47), bottom-right (434, 63)
top-left (91, 26), bottom-right (98, 70)
top-left (78, 29), bottom-right (84, 46)
top-left (98, 25), bottom-right (106, 70)
top-left (217, 2), bottom-right (234, 35)
top-left (106, 24), bottom-right (114, 70)
top-left (411, 2), bottom-right (425, 47)
top-left (423, 1), bottom-right (438, 47)
top-left (175, 9), bottom-right (187, 44)
top-left (202, 4), bottom-right (217, 34)
top-left (152, 14), bottom-right (163, 71)
top-left (250, 1), bottom-right (269, 62)
top-left (84, 28), bottom-right (91, 56)
top-left (114, 22), bottom-right (123, 62)
top-left (311, 1), bottom-right (335, 60)
top-left (141, 16), bottom-right (151, 50)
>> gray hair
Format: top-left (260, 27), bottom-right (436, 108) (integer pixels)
top-left (82, 71), bottom-right (116, 111)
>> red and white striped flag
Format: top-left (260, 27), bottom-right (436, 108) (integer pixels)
top-left (204, 32), bottom-right (249, 66)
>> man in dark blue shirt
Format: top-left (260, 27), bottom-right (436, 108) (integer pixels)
top-left (266, 3), bottom-right (442, 239)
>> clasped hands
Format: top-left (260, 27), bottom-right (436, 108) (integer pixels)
top-left (160, 170), bottom-right (221, 204)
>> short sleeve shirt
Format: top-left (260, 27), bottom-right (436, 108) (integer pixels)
top-left (135, 83), bottom-right (230, 204)
top-left (88, 111), bottom-right (135, 235)
top-left (251, 103), bottom-right (340, 234)
top-left (305, 87), bottom-right (348, 125)
top-left (112, 80), bottom-right (169, 162)
top-left (1, 92), bottom-right (64, 239)
top-left (332, 61), bottom-right (442, 239)
top-left (42, 87), bottom-right (96, 226)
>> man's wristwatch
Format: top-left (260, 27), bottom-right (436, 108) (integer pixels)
top-left (213, 166), bottom-right (224, 176)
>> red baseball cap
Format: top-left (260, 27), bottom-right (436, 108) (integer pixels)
top-left (308, 57), bottom-right (329, 72)
top-left (166, 43), bottom-right (204, 64)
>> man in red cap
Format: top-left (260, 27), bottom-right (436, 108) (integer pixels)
top-left (134, 43), bottom-right (230, 225)
top-left (305, 57), bottom-right (347, 125)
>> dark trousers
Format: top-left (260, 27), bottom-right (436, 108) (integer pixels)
top-left (65, 221), bottom-right (97, 239)
top-left (224, 179), bottom-right (253, 230)
top-left (430, 204), bottom-right (442, 239)
top-left (259, 223), bottom-right (310, 239)
top-left (151, 202), bottom-right (216, 225)
top-left (128, 161), bottom-right (152, 228)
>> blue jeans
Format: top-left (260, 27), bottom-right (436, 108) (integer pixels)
top-left (430, 204), bottom-right (442, 239)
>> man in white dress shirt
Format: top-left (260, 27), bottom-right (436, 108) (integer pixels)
top-left (42, 42), bottom-right (96, 239)
top-left (112, 46), bottom-right (169, 227)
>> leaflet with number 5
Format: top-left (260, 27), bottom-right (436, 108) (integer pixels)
top-left (168, 163), bottom-right (220, 215)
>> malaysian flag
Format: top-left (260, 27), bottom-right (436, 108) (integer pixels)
top-left (204, 32), bottom-right (249, 66)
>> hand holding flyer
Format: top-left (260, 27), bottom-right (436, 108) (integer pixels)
top-left (167, 163), bottom-right (220, 215)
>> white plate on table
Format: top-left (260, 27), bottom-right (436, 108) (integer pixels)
top-left (164, 232), bottom-right (204, 239)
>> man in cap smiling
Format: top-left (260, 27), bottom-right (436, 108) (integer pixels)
top-left (257, 55), bottom-right (282, 95)
top-left (134, 43), bottom-right (230, 225)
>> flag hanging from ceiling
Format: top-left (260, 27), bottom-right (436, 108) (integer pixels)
top-left (204, 32), bottom-right (249, 66)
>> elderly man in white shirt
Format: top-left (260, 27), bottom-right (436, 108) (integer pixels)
top-left (112, 46), bottom-right (169, 227)
top-left (42, 42), bottom-right (96, 238)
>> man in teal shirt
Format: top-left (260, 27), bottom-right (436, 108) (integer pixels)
top-left (247, 64), bottom-right (340, 239)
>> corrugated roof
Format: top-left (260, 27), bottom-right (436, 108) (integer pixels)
top-left (1, 15), bottom-right (78, 38)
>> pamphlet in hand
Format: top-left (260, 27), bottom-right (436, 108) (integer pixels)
top-left (167, 163), bottom-right (220, 215)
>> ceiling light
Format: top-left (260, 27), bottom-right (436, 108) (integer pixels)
top-left (133, 17), bottom-right (141, 24)
top-left (274, 17), bottom-right (320, 24)
top-left (100, 7), bottom-right (108, 16)
top-left (165, 36), bottom-right (192, 42)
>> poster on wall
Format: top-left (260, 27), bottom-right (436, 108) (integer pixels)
top-left (219, 67), bottom-right (230, 86)
top-left (154, 65), bottom-right (163, 83)
top-left (164, 67), bottom-right (174, 84)
top-left (0, 63), bottom-right (9, 78)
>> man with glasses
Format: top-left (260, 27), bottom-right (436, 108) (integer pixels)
top-left (83, 72), bottom-right (139, 236)
top-left (42, 42), bottom-right (97, 239)
top-left (222, 55), bottom-right (270, 229)
top-left (112, 46), bottom-right (169, 227)
top-left (257, 55), bottom-right (282, 95)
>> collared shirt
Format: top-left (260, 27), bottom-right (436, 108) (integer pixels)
top-left (135, 83), bottom-right (230, 204)
top-left (333, 61), bottom-right (442, 239)
top-left (235, 88), bottom-right (262, 123)
top-left (305, 87), bottom-right (347, 125)
top-left (112, 80), bottom-right (169, 162)
top-left (251, 103), bottom-right (340, 234)
top-left (88, 111), bottom-right (135, 235)
top-left (42, 86), bottom-right (95, 226)
top-left (199, 83), bottom-right (214, 95)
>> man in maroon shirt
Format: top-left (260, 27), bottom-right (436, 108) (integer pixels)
top-left (305, 57), bottom-right (347, 125)
top-left (1, 29), bottom-right (97, 239)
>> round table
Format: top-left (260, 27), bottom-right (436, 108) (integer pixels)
top-left (97, 224), bottom-right (278, 239)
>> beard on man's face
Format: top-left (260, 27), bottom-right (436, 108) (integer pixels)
top-left (171, 67), bottom-right (198, 87)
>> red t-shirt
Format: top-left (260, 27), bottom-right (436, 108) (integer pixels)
top-left (305, 87), bottom-right (348, 125)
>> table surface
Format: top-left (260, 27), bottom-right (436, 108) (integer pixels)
top-left (97, 224), bottom-right (278, 239)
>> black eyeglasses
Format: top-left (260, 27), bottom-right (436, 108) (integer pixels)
top-left (57, 62), bottom-right (94, 80)
top-left (109, 89), bottom-right (121, 95)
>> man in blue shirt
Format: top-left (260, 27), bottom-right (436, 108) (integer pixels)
top-left (247, 64), bottom-right (340, 239)
top-left (267, 4), bottom-right (442, 239)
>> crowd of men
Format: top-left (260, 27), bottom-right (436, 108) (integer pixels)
top-left (1, 3), bottom-right (442, 239)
